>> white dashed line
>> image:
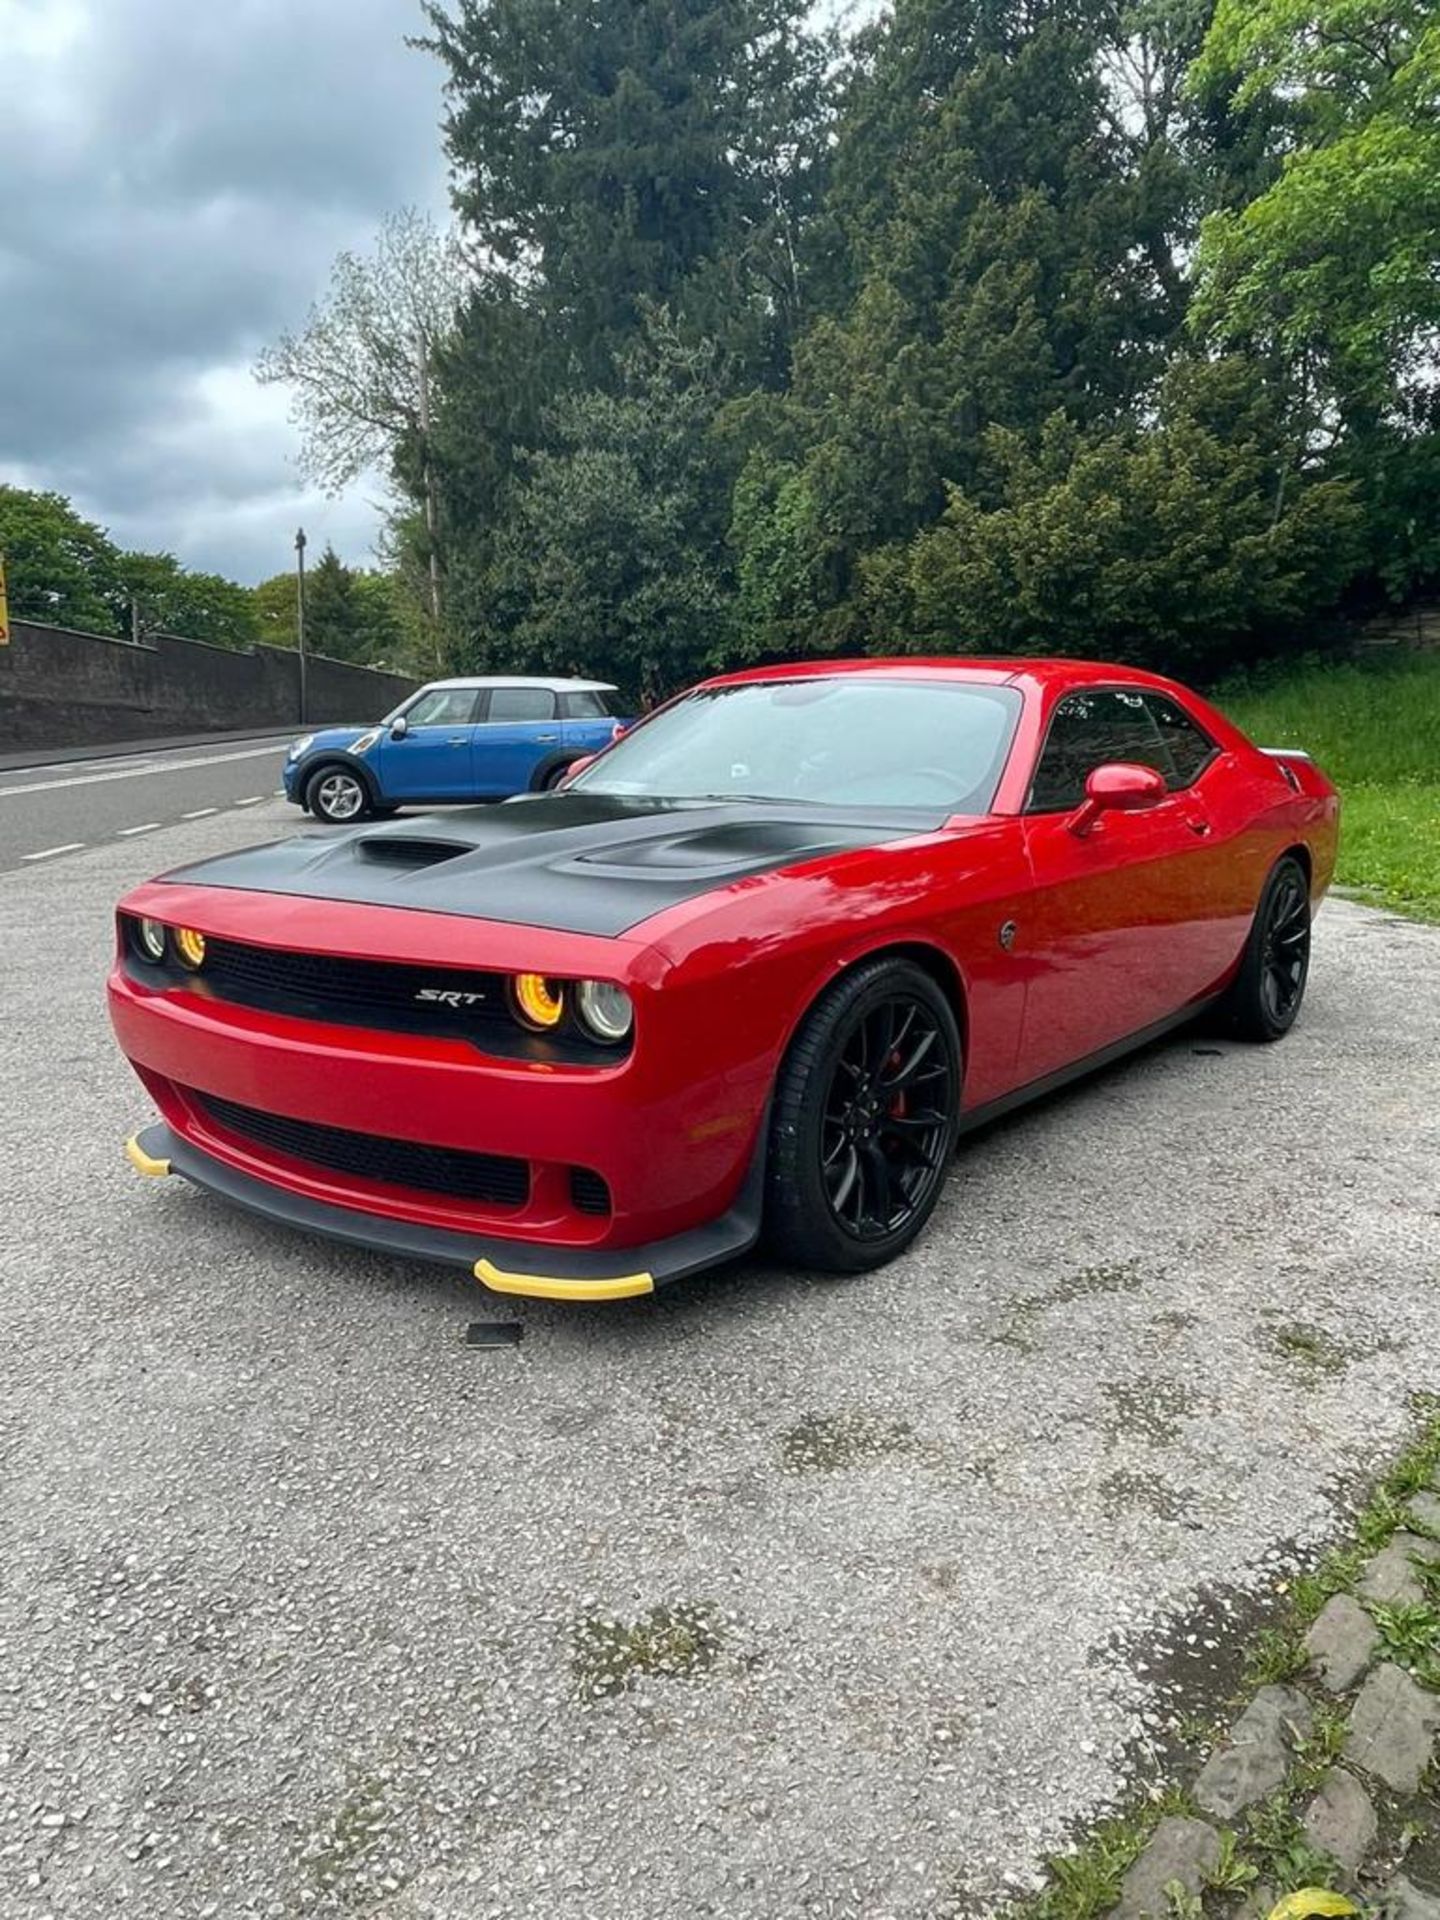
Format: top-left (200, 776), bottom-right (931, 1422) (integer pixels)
top-left (182, 807), bottom-right (218, 820)
top-left (234, 795), bottom-right (266, 806)
top-left (21, 843), bottom-right (86, 862)
top-left (117, 823), bottom-right (161, 837)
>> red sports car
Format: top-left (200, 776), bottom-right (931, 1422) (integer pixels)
top-left (110, 660), bottom-right (1337, 1301)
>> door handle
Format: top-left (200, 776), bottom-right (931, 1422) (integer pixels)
top-left (1185, 816), bottom-right (1211, 836)
top-left (537, 733), bottom-right (558, 743)
top-left (446, 736), bottom-right (467, 746)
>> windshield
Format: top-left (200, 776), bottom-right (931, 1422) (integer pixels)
top-left (572, 677), bottom-right (1023, 812)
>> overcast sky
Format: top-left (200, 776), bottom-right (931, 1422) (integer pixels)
top-left (0, 0), bottom-right (450, 585)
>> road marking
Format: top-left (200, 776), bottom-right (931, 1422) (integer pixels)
top-left (0, 743), bottom-right (288, 800)
top-left (118, 822), bottom-right (161, 837)
top-left (21, 842), bottom-right (86, 861)
top-left (182, 807), bottom-right (218, 819)
top-left (235, 795), bottom-right (266, 806)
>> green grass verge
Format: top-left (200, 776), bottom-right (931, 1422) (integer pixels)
top-left (1214, 652), bottom-right (1440, 924)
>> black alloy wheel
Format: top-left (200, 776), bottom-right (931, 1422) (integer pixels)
top-left (766, 957), bottom-right (961, 1273)
top-left (1219, 853), bottom-right (1312, 1041)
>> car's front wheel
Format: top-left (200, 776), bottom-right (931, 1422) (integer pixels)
top-left (764, 958), bottom-right (961, 1274)
top-left (305, 765), bottom-right (373, 825)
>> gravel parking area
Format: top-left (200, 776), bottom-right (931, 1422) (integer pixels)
top-left (1, 806), bottom-right (1437, 1919)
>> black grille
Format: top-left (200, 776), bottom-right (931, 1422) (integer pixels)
top-left (569, 1168), bottom-right (612, 1216)
top-left (193, 1090), bottom-right (530, 1209)
top-left (198, 937), bottom-right (510, 1043)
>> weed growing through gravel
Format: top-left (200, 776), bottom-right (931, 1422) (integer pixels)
top-left (1200, 1828), bottom-right (1258, 1895)
top-left (993, 1260), bottom-right (1148, 1353)
top-left (571, 1602), bottom-right (726, 1703)
top-left (1369, 1599), bottom-right (1440, 1686)
top-left (1242, 1793), bottom-right (1337, 1894)
top-left (779, 1408), bottom-right (917, 1472)
top-left (1262, 1321), bottom-right (1360, 1381)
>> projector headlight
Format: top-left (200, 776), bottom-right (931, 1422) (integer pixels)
top-left (575, 980), bottom-right (634, 1045)
top-left (135, 918), bottom-right (168, 964)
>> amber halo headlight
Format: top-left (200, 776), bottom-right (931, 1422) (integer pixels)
top-left (512, 972), bottom-right (565, 1030)
top-left (575, 979), bottom-right (634, 1046)
top-left (174, 927), bottom-right (207, 970)
top-left (136, 917), bottom-right (168, 964)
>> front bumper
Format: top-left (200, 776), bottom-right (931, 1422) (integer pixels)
top-left (125, 1122), bottom-right (764, 1300)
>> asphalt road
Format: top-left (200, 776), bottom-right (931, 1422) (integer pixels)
top-left (1, 802), bottom-right (1437, 1920)
top-left (0, 734), bottom-right (299, 872)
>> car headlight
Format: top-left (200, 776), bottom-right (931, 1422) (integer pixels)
top-left (575, 979), bottom-right (634, 1045)
top-left (135, 917), bottom-right (168, 964)
top-left (174, 927), bottom-right (207, 970)
top-left (288, 734), bottom-right (315, 760)
top-left (512, 973), bottom-right (565, 1030)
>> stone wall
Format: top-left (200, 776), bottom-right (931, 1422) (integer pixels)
top-left (0, 620), bottom-right (417, 750)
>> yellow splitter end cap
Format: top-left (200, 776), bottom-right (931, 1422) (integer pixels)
top-left (474, 1257), bottom-right (654, 1302)
top-left (125, 1134), bottom-right (172, 1178)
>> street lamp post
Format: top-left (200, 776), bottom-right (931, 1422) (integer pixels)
top-left (294, 527), bottom-right (308, 726)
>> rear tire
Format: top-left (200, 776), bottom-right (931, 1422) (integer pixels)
top-left (305, 765), bottom-right (373, 825)
top-left (764, 958), bottom-right (961, 1274)
top-left (1217, 854), bottom-right (1312, 1042)
top-left (538, 758), bottom-right (575, 791)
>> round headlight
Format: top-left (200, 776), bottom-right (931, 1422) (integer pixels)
top-left (135, 918), bottom-right (168, 964)
top-left (174, 927), bottom-right (207, 970)
top-left (512, 973), bottom-right (565, 1030)
top-left (575, 979), bottom-right (634, 1045)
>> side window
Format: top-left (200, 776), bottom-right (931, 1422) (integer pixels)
top-left (1143, 694), bottom-right (1217, 789)
top-left (1027, 688), bottom-right (1171, 812)
top-left (486, 686), bottom-right (557, 723)
top-left (404, 688), bottom-right (480, 727)
top-left (560, 689), bottom-right (613, 720)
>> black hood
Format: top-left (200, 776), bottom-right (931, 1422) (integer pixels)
top-left (159, 792), bottom-right (942, 938)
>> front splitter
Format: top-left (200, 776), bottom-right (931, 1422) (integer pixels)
top-left (125, 1122), bottom-right (763, 1301)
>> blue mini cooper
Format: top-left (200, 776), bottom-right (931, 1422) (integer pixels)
top-left (282, 677), bottom-right (628, 823)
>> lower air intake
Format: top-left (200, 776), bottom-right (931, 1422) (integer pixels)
top-left (192, 1090), bottom-right (530, 1209)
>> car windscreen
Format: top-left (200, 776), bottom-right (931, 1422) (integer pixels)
top-left (571, 678), bottom-right (1023, 812)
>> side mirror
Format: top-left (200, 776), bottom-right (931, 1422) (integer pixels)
top-left (1067, 762), bottom-right (1167, 838)
top-left (389, 716), bottom-right (409, 740)
top-left (557, 754), bottom-right (597, 790)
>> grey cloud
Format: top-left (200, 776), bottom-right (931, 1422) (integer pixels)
top-left (0, 0), bottom-right (449, 582)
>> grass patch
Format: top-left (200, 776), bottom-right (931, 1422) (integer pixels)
top-left (1214, 651), bottom-right (1440, 923)
top-left (571, 1602), bottom-right (726, 1702)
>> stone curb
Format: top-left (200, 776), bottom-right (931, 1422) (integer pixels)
top-left (1111, 1524), bottom-right (1440, 1920)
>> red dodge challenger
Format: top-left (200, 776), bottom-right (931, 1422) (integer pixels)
top-left (110, 660), bottom-right (1337, 1301)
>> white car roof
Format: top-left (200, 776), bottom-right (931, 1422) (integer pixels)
top-left (422, 676), bottom-right (617, 693)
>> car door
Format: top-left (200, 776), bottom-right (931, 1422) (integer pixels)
top-left (559, 687), bottom-right (624, 758)
top-left (1015, 686), bottom-right (1232, 1083)
top-left (469, 685), bottom-right (561, 797)
top-left (374, 687), bottom-right (483, 802)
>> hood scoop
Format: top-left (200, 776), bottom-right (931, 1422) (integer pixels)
top-left (570, 820), bottom-right (870, 877)
top-left (355, 835), bottom-right (472, 869)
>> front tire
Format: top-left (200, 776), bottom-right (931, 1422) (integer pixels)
top-left (1218, 854), bottom-right (1312, 1041)
top-left (764, 958), bottom-right (961, 1274)
top-left (305, 765), bottom-right (373, 825)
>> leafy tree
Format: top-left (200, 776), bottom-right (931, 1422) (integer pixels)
top-left (255, 209), bottom-right (469, 625)
top-left (0, 485), bottom-right (122, 633)
top-left (469, 315), bottom-right (736, 699)
top-left (114, 551), bottom-right (260, 649)
top-left (1190, 0), bottom-right (1440, 415)
top-left (251, 571), bottom-right (299, 648)
top-left (302, 544), bottom-right (366, 661)
top-left (893, 360), bottom-right (1364, 674)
